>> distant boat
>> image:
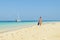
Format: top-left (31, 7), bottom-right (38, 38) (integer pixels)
top-left (16, 19), bottom-right (21, 22)
top-left (16, 16), bottom-right (21, 22)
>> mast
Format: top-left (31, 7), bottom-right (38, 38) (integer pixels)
top-left (16, 11), bottom-right (21, 22)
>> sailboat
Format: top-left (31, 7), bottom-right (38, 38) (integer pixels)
top-left (16, 16), bottom-right (21, 22)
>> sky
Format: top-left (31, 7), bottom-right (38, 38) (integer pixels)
top-left (0, 0), bottom-right (60, 21)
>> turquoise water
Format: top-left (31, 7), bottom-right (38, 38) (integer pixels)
top-left (0, 21), bottom-right (37, 31)
top-left (0, 22), bottom-right (37, 26)
top-left (0, 20), bottom-right (60, 27)
top-left (0, 20), bottom-right (60, 31)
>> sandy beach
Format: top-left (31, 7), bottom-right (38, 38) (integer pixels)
top-left (0, 22), bottom-right (60, 40)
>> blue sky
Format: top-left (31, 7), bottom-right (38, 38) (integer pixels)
top-left (0, 0), bottom-right (60, 21)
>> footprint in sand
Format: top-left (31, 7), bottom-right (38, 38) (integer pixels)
top-left (0, 36), bottom-right (5, 40)
top-left (21, 37), bottom-right (23, 39)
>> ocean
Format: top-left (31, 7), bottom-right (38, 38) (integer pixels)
top-left (0, 20), bottom-right (60, 32)
top-left (0, 21), bottom-right (37, 32)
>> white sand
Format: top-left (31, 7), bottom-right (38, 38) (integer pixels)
top-left (0, 22), bottom-right (60, 40)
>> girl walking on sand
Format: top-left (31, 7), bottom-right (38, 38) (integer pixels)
top-left (38, 16), bottom-right (42, 26)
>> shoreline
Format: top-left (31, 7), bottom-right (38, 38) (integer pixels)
top-left (0, 22), bottom-right (60, 40)
top-left (0, 22), bottom-right (60, 33)
top-left (0, 24), bottom-right (34, 33)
